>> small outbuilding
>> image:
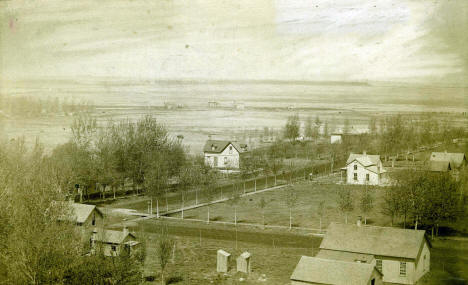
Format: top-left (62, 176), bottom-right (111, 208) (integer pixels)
top-left (217, 249), bottom-right (231, 273)
top-left (236, 251), bottom-right (251, 273)
top-left (91, 228), bottom-right (139, 257)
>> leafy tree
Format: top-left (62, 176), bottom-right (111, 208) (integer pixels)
top-left (284, 114), bottom-right (300, 142)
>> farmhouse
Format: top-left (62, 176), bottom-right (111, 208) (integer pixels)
top-left (290, 256), bottom-right (383, 285)
top-left (203, 140), bottom-right (248, 170)
top-left (344, 152), bottom-right (386, 185)
top-left (319, 222), bottom-right (431, 285)
top-left (58, 202), bottom-right (104, 228)
top-left (91, 228), bottom-right (139, 257)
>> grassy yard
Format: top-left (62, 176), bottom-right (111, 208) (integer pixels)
top-left (135, 220), bottom-right (468, 285)
top-left (172, 181), bottom-right (391, 230)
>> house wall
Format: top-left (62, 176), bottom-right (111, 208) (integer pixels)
top-left (205, 144), bottom-right (240, 169)
top-left (414, 242), bottom-right (430, 283)
top-left (379, 258), bottom-right (415, 284)
top-left (331, 135), bottom-right (342, 144)
top-left (79, 210), bottom-right (104, 241)
top-left (346, 162), bottom-right (380, 185)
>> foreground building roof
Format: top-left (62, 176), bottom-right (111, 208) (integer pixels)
top-left (290, 256), bottom-right (380, 285)
top-left (320, 223), bottom-right (428, 260)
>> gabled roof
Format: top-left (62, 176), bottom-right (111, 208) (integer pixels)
top-left (93, 229), bottom-right (136, 244)
top-left (57, 202), bottom-right (103, 224)
top-left (203, 140), bottom-right (247, 154)
top-left (346, 153), bottom-right (381, 166)
top-left (290, 256), bottom-right (380, 285)
top-left (430, 152), bottom-right (466, 168)
top-left (429, 160), bottom-right (452, 172)
top-left (320, 223), bottom-right (428, 260)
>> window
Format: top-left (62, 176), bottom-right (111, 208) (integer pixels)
top-left (354, 173), bottom-right (358, 181)
top-left (399, 261), bottom-right (407, 276)
top-left (376, 259), bottom-right (382, 272)
top-left (423, 255), bottom-right (427, 271)
top-left (366, 173), bottom-right (370, 182)
top-left (92, 213), bottom-right (96, 226)
top-left (224, 157), bottom-right (228, 165)
top-left (371, 279), bottom-right (375, 285)
top-left (229, 146), bottom-right (233, 154)
top-left (354, 164), bottom-right (358, 170)
top-left (111, 245), bottom-right (117, 252)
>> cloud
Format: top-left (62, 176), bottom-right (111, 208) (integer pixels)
top-left (0, 0), bottom-right (466, 85)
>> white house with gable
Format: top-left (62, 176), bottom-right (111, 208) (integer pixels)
top-left (203, 140), bottom-right (248, 170)
top-left (344, 152), bottom-right (386, 185)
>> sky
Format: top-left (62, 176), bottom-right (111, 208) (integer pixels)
top-left (0, 0), bottom-right (467, 86)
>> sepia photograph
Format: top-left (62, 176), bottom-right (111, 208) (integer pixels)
top-left (0, 0), bottom-right (467, 284)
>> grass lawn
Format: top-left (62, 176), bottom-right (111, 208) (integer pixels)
top-left (173, 181), bottom-right (391, 230)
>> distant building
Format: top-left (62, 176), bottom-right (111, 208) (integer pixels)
top-left (203, 140), bottom-right (248, 169)
top-left (429, 151), bottom-right (467, 169)
top-left (91, 228), bottom-right (139, 257)
top-left (319, 222), bottom-right (431, 285)
top-left (208, 101), bottom-right (219, 108)
top-left (330, 133), bottom-right (343, 144)
top-left (343, 152), bottom-right (386, 185)
top-left (291, 256), bottom-right (383, 285)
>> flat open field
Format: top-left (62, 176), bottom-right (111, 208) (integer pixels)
top-left (2, 79), bottom-right (467, 154)
top-left (170, 181), bottom-right (390, 230)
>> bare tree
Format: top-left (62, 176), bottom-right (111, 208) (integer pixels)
top-left (157, 227), bottom-right (175, 285)
top-left (359, 187), bottom-right (374, 224)
top-left (337, 187), bottom-right (354, 224)
top-left (317, 201), bottom-right (325, 233)
top-left (285, 186), bottom-right (298, 230)
top-left (259, 197), bottom-right (268, 229)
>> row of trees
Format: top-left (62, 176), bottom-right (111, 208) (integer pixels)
top-left (50, 114), bottom-right (213, 203)
top-left (0, 95), bottom-right (93, 118)
top-left (382, 170), bottom-right (465, 238)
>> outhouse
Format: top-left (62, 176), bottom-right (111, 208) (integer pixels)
top-left (217, 249), bottom-right (231, 273)
top-left (237, 251), bottom-right (251, 273)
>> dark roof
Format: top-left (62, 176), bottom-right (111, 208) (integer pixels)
top-left (429, 160), bottom-right (452, 172)
top-left (430, 152), bottom-right (466, 168)
top-left (290, 256), bottom-right (380, 285)
top-left (320, 223), bottom-right (428, 260)
top-left (203, 140), bottom-right (247, 154)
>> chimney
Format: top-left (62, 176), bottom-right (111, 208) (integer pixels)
top-left (123, 226), bottom-right (129, 236)
top-left (357, 216), bottom-right (362, 227)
